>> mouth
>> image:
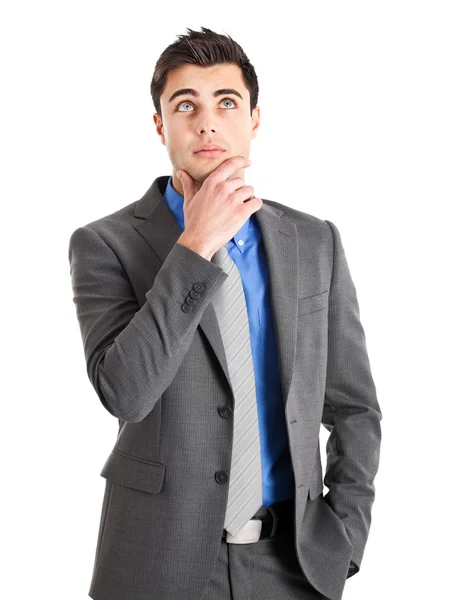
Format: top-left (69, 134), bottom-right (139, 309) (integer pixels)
top-left (194, 149), bottom-right (225, 158)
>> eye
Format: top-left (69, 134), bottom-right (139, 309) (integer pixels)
top-left (177, 101), bottom-right (194, 112)
top-left (220, 98), bottom-right (237, 108)
top-left (176, 97), bottom-right (238, 112)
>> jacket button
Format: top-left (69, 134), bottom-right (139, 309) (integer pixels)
top-left (218, 406), bottom-right (232, 418)
top-left (182, 304), bottom-right (193, 312)
top-left (215, 470), bottom-right (229, 484)
top-left (193, 283), bottom-right (205, 293)
top-left (186, 296), bottom-right (197, 305)
top-left (189, 289), bottom-right (201, 299)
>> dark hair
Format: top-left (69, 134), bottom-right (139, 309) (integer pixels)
top-left (150, 27), bottom-right (259, 119)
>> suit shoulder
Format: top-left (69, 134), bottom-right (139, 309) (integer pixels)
top-left (68, 198), bottom-right (138, 246)
top-left (262, 198), bottom-right (333, 241)
top-left (80, 199), bottom-right (136, 233)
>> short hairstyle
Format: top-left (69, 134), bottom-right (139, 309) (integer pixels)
top-left (150, 26), bottom-right (259, 119)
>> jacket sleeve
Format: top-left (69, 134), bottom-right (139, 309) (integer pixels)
top-left (68, 225), bottom-right (228, 423)
top-left (321, 219), bottom-right (383, 571)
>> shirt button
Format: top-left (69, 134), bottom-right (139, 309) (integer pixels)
top-left (238, 239), bottom-right (244, 246)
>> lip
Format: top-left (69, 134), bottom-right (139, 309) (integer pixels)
top-left (194, 143), bottom-right (225, 153)
top-left (194, 149), bottom-right (225, 158)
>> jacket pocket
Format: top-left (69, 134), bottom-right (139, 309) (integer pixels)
top-left (298, 290), bottom-right (329, 317)
top-left (100, 448), bottom-right (166, 494)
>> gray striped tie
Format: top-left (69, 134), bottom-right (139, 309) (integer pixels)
top-left (211, 243), bottom-right (263, 536)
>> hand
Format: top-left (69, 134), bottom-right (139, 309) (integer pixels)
top-left (176, 156), bottom-right (262, 260)
top-left (346, 560), bottom-right (359, 578)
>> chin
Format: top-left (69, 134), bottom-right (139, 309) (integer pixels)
top-left (190, 166), bottom-right (215, 185)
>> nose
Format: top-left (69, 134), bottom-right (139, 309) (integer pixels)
top-left (196, 107), bottom-right (218, 136)
top-left (198, 125), bottom-right (217, 135)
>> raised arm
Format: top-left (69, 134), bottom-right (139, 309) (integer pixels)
top-left (68, 225), bottom-right (227, 422)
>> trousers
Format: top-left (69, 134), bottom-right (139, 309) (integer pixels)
top-left (200, 501), bottom-right (330, 600)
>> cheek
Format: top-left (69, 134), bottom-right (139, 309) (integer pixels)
top-left (163, 132), bottom-right (180, 157)
top-left (167, 125), bottom-right (187, 147)
top-left (226, 118), bottom-right (250, 142)
top-left (162, 120), bottom-right (180, 143)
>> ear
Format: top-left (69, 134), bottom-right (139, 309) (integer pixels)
top-left (153, 113), bottom-right (166, 146)
top-left (251, 106), bottom-right (260, 140)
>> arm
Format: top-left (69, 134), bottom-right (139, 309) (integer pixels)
top-left (321, 220), bottom-right (383, 572)
top-left (68, 225), bottom-right (227, 423)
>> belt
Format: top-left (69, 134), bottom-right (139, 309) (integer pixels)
top-left (222, 497), bottom-right (294, 544)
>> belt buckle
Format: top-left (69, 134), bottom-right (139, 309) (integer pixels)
top-left (225, 519), bottom-right (262, 544)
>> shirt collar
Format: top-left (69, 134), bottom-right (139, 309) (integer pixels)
top-left (163, 175), bottom-right (251, 254)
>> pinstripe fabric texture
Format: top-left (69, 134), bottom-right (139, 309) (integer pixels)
top-left (67, 175), bottom-right (382, 600)
top-left (211, 244), bottom-right (263, 536)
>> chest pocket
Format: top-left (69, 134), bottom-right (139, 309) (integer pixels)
top-left (298, 290), bottom-right (329, 317)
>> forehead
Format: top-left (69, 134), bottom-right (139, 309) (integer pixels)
top-left (164, 63), bottom-right (247, 96)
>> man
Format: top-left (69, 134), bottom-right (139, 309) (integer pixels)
top-left (68, 27), bottom-right (382, 600)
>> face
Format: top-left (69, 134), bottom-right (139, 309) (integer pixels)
top-left (153, 63), bottom-right (260, 196)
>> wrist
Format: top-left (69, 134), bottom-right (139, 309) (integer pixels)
top-left (177, 231), bottom-right (214, 261)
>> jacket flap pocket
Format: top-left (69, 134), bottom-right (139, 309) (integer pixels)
top-left (100, 449), bottom-right (165, 494)
top-left (308, 461), bottom-right (324, 500)
top-left (298, 290), bottom-right (329, 317)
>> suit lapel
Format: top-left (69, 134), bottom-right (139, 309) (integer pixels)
top-left (133, 176), bottom-right (299, 409)
top-left (255, 201), bottom-right (299, 410)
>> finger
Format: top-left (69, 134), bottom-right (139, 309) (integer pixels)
top-left (177, 170), bottom-right (196, 203)
top-left (207, 156), bottom-right (252, 185)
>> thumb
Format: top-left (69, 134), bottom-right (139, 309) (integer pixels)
top-left (177, 169), bottom-right (196, 203)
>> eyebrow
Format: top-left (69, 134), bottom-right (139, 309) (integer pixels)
top-left (168, 88), bottom-right (243, 104)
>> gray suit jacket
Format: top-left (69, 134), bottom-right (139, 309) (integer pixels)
top-left (68, 175), bottom-right (382, 600)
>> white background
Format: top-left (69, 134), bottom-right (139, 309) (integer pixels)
top-left (1, 1), bottom-right (453, 598)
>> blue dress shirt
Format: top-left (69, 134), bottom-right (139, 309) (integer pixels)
top-left (163, 176), bottom-right (295, 506)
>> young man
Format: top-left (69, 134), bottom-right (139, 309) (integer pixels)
top-left (68, 26), bottom-right (382, 600)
